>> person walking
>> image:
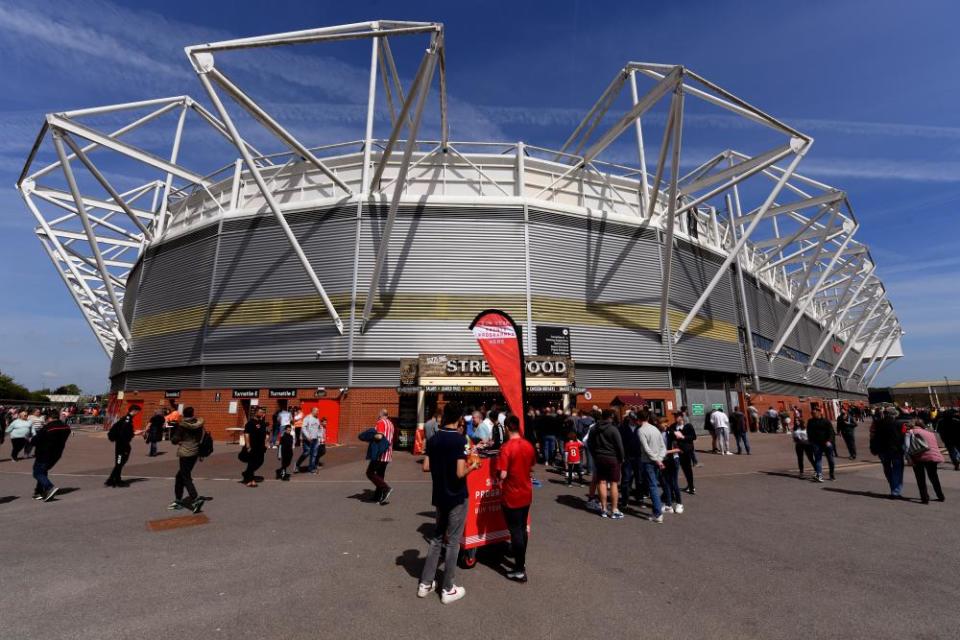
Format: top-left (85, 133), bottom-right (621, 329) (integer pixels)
top-left (638, 409), bottom-right (667, 523)
top-left (367, 409), bottom-right (395, 504)
top-left (24, 408), bottom-right (43, 457)
top-left (241, 407), bottom-right (268, 487)
top-left (498, 414), bottom-right (536, 582)
top-left (417, 403), bottom-right (481, 604)
top-left (297, 407), bottom-right (322, 473)
top-left (31, 411), bottom-right (71, 502)
top-left (586, 409), bottom-right (625, 519)
top-left (792, 420), bottom-right (815, 478)
top-left (170, 406), bottom-right (205, 512)
top-left (105, 405), bottom-right (139, 487)
top-left (730, 406), bottom-right (751, 455)
top-left (146, 409), bottom-right (165, 457)
top-left (836, 409), bottom-right (857, 459)
top-left (870, 406), bottom-right (907, 499)
top-left (906, 418), bottom-right (945, 504)
top-left (711, 409), bottom-right (732, 455)
top-left (806, 406), bottom-right (836, 482)
top-left (575, 409), bottom-right (595, 476)
top-left (276, 425), bottom-right (294, 481)
top-left (6, 410), bottom-right (33, 460)
top-left (936, 409), bottom-right (960, 471)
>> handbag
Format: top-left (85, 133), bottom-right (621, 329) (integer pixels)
top-left (238, 446), bottom-right (250, 463)
top-left (906, 431), bottom-right (929, 457)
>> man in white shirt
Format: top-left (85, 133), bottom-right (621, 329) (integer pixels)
top-left (297, 408), bottom-right (323, 473)
top-left (711, 410), bottom-right (732, 455)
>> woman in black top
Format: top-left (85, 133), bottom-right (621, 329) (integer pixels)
top-left (242, 407), bottom-right (268, 487)
top-left (672, 413), bottom-right (698, 495)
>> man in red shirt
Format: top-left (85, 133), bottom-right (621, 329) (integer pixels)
top-left (368, 409), bottom-right (395, 504)
top-left (498, 414), bottom-right (536, 583)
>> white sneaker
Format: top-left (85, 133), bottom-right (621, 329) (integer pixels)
top-left (649, 514), bottom-right (663, 524)
top-left (725, 451), bottom-right (734, 456)
top-left (662, 505), bottom-right (674, 514)
top-left (674, 504), bottom-right (684, 514)
top-left (417, 581), bottom-right (435, 598)
top-left (441, 585), bottom-right (466, 604)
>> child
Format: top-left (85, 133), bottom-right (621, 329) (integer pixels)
top-left (276, 425), bottom-right (293, 481)
top-left (563, 431), bottom-right (584, 487)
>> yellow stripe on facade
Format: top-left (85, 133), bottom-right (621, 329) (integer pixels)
top-left (131, 293), bottom-right (740, 345)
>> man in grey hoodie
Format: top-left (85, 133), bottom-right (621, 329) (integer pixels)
top-left (169, 406), bottom-right (205, 513)
top-left (637, 409), bottom-right (667, 523)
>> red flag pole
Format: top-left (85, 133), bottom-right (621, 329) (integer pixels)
top-left (470, 308), bottom-right (528, 436)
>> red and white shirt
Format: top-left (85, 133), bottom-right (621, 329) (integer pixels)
top-left (376, 416), bottom-right (395, 462)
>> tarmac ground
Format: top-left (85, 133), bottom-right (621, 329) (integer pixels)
top-left (1, 424), bottom-right (958, 640)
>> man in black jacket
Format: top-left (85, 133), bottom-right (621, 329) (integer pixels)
top-left (32, 412), bottom-right (71, 501)
top-left (617, 412), bottom-right (644, 509)
top-left (587, 410), bottom-right (625, 518)
top-left (870, 406), bottom-right (906, 498)
top-left (806, 406), bottom-right (835, 482)
top-left (105, 406), bottom-right (139, 487)
top-left (836, 409), bottom-right (857, 459)
top-left (937, 409), bottom-right (960, 470)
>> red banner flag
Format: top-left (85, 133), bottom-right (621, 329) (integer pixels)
top-left (470, 309), bottom-right (527, 436)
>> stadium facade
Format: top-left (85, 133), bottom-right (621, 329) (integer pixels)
top-left (16, 21), bottom-right (904, 441)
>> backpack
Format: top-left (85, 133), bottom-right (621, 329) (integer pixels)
top-left (906, 431), bottom-right (929, 457)
top-left (198, 430), bottom-right (214, 458)
top-left (170, 425), bottom-right (183, 445)
top-left (107, 422), bottom-right (118, 442)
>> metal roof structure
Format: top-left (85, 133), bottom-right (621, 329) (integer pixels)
top-left (14, 19), bottom-right (904, 392)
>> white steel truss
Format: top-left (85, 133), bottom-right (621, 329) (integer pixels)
top-left (13, 20), bottom-right (902, 388)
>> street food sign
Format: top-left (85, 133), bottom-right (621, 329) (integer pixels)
top-left (415, 354), bottom-right (573, 379)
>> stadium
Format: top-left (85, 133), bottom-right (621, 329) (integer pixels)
top-left (16, 20), bottom-right (903, 442)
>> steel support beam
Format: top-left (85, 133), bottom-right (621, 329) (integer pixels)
top-left (52, 132), bottom-right (132, 344)
top-left (658, 88), bottom-right (684, 337)
top-left (846, 310), bottom-right (893, 382)
top-left (628, 70), bottom-right (651, 215)
top-left (866, 330), bottom-right (902, 388)
top-left (194, 59), bottom-right (345, 334)
top-left (673, 140), bottom-right (809, 343)
top-left (831, 294), bottom-right (886, 375)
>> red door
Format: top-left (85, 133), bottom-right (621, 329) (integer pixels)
top-left (126, 400), bottom-right (144, 431)
top-left (301, 399), bottom-right (340, 444)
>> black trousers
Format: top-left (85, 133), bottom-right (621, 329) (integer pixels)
top-left (107, 444), bottom-right (131, 484)
top-left (502, 504), bottom-right (530, 572)
top-left (679, 451), bottom-right (695, 491)
top-left (242, 448), bottom-right (265, 482)
top-left (366, 461), bottom-right (390, 496)
top-left (795, 442), bottom-right (814, 473)
top-left (175, 455), bottom-right (199, 501)
top-left (11, 437), bottom-right (27, 460)
top-left (912, 461), bottom-right (944, 502)
top-left (839, 429), bottom-right (857, 458)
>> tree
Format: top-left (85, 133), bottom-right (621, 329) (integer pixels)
top-left (54, 384), bottom-right (82, 395)
top-left (0, 371), bottom-right (31, 401)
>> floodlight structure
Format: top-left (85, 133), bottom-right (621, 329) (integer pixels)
top-left (14, 19), bottom-right (903, 394)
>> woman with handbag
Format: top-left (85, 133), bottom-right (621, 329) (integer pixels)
top-left (792, 421), bottom-right (814, 478)
top-left (241, 406), bottom-right (268, 487)
top-left (906, 418), bottom-right (945, 504)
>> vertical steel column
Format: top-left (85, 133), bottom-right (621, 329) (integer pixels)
top-left (628, 69), bottom-right (651, 215)
top-left (348, 35), bottom-right (381, 386)
top-left (658, 89), bottom-right (684, 338)
top-left (51, 131), bottom-right (133, 343)
top-left (727, 192), bottom-right (761, 392)
top-left (518, 142), bottom-right (534, 355)
top-left (156, 102), bottom-right (188, 238)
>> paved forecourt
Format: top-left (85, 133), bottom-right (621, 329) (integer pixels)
top-left (0, 426), bottom-right (957, 640)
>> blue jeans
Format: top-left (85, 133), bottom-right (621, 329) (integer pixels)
top-left (945, 442), bottom-right (960, 469)
top-left (734, 430), bottom-right (750, 454)
top-left (812, 442), bottom-right (835, 478)
top-left (640, 461), bottom-right (663, 517)
top-left (661, 458), bottom-right (682, 507)
top-left (149, 440), bottom-right (158, 456)
top-left (270, 425), bottom-right (281, 447)
top-left (543, 436), bottom-right (558, 466)
top-left (33, 460), bottom-right (53, 493)
top-left (879, 452), bottom-right (904, 496)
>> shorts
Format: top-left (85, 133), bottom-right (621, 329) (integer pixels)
top-left (595, 456), bottom-right (621, 483)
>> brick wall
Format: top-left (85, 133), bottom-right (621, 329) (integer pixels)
top-left (110, 387), bottom-right (399, 443)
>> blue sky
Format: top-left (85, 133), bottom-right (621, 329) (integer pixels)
top-left (1, 0), bottom-right (957, 392)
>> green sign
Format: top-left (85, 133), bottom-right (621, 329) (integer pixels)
top-left (691, 404), bottom-right (705, 416)
top-left (712, 403), bottom-right (725, 411)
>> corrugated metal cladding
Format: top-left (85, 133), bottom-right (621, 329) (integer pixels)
top-left (202, 363), bottom-right (348, 388)
top-left (575, 365), bottom-right (671, 388)
top-left (113, 200), bottom-right (848, 398)
top-left (527, 208), bottom-right (667, 366)
top-left (669, 240), bottom-right (744, 373)
top-left (351, 361), bottom-right (400, 387)
top-left (757, 377), bottom-right (859, 399)
top-left (352, 204), bottom-right (528, 359)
